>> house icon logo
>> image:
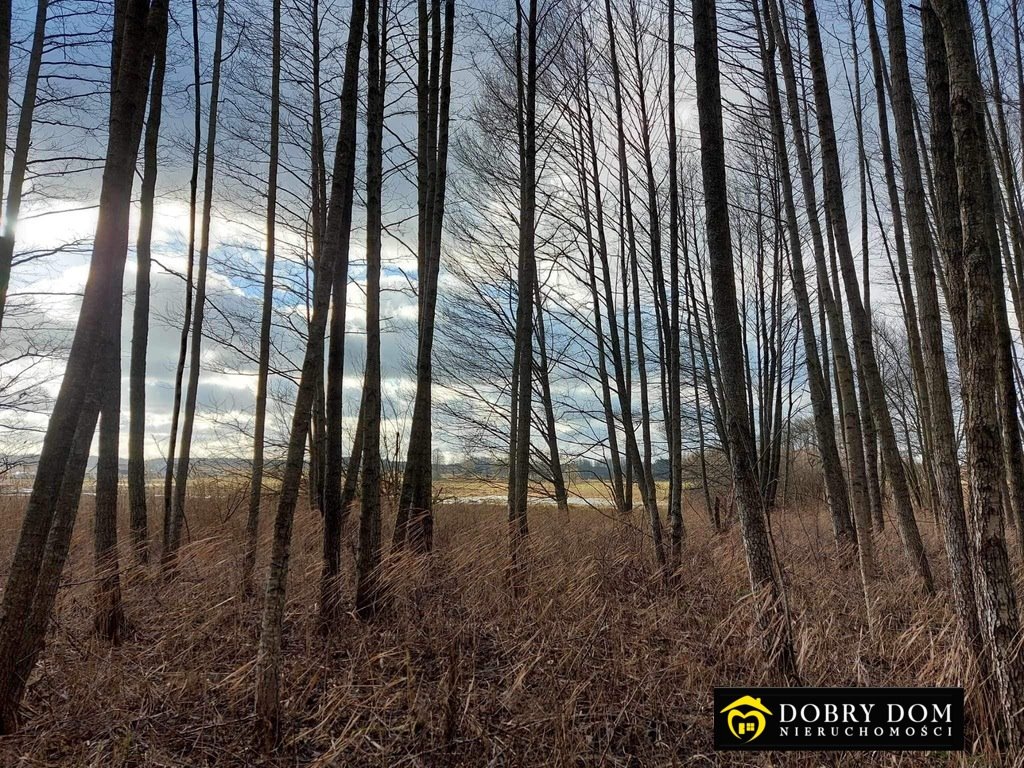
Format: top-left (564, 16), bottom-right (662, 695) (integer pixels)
top-left (720, 695), bottom-right (773, 742)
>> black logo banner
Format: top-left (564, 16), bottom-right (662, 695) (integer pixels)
top-left (713, 687), bottom-right (964, 751)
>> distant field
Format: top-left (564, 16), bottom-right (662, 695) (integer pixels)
top-left (438, 477), bottom-right (702, 504)
top-left (0, 474), bottom-right (702, 506)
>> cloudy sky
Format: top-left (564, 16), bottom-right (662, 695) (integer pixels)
top-left (0, 0), bottom-right (917, 467)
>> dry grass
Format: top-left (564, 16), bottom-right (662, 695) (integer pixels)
top-left (0, 488), bottom-right (1014, 766)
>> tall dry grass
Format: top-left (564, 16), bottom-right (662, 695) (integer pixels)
top-left (0, 486), bottom-right (1015, 766)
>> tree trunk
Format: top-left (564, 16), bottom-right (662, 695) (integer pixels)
top-left (355, 0), bottom-right (387, 621)
top-left (254, 0), bottom-right (366, 744)
top-left (97, 2), bottom-right (133, 612)
top-left (768, 0), bottom-right (867, 556)
top-left (127, 9), bottom-right (167, 565)
top-left (0, 0), bottom-right (165, 732)
top-left (167, 0), bottom-right (226, 562)
top-left (683, 217), bottom-right (717, 530)
top-left (930, 0), bottom-right (1024, 737)
top-left (162, 0), bottom-right (202, 550)
top-left (307, 49), bottom-right (328, 517)
top-left (508, 0), bottom-right (537, 589)
top-left (575, 104), bottom-right (625, 514)
top-left (94, 334), bottom-right (126, 641)
top-left (693, 0), bottom-right (799, 683)
top-left (393, 0), bottom-right (454, 554)
top-left (579, 52), bottom-right (632, 516)
top-left (628, 0), bottom-right (679, 561)
top-left (851, 8), bottom-right (884, 535)
top-left (975, 0), bottom-right (1024, 552)
top-left (884, 0), bottom-right (987, 671)
top-left (863, 0), bottom-right (936, 500)
top-left (604, 0), bottom-right (665, 568)
top-left (242, 0), bottom-right (282, 594)
top-left (798, 0), bottom-right (934, 591)
top-left (754, 0), bottom-right (860, 561)
top-left (535, 285), bottom-right (569, 516)
top-left (667, 0), bottom-right (684, 564)
top-left (320, 0), bottom-right (360, 619)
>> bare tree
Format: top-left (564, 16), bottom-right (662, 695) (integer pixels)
top-left (320, 0), bottom-right (359, 623)
top-left (242, 0), bottom-right (282, 594)
top-left (927, 0), bottom-right (1024, 738)
top-left (127, 0), bottom-right (168, 565)
top-left (507, 0), bottom-right (538, 586)
top-left (882, 0), bottom-right (985, 670)
top-left (392, 0), bottom-right (456, 553)
top-left (603, 0), bottom-right (664, 569)
top-left (0, 0), bottom-right (49, 335)
top-left (0, 0), bottom-right (167, 731)
top-left (354, 0), bottom-right (388, 620)
top-left (753, 0), bottom-right (860, 563)
top-left (163, 0), bottom-right (203, 549)
top-left (798, 0), bottom-right (934, 591)
top-left (767, 0), bottom-right (869, 560)
top-left (254, 0), bottom-right (366, 743)
top-left (692, 0), bottom-right (798, 683)
top-left (862, 0), bottom-right (935, 505)
top-left (167, 0), bottom-right (227, 561)
top-left (666, 0), bottom-right (684, 564)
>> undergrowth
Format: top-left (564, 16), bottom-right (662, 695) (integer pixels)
top-left (0, 491), bottom-right (1015, 766)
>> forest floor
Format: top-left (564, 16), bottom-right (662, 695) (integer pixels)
top-left (0, 486), bottom-right (1011, 766)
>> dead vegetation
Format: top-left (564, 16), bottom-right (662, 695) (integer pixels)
top-left (0, 490), bottom-right (1007, 766)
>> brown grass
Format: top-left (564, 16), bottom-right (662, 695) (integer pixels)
top-left (0, 489), bottom-right (1014, 766)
